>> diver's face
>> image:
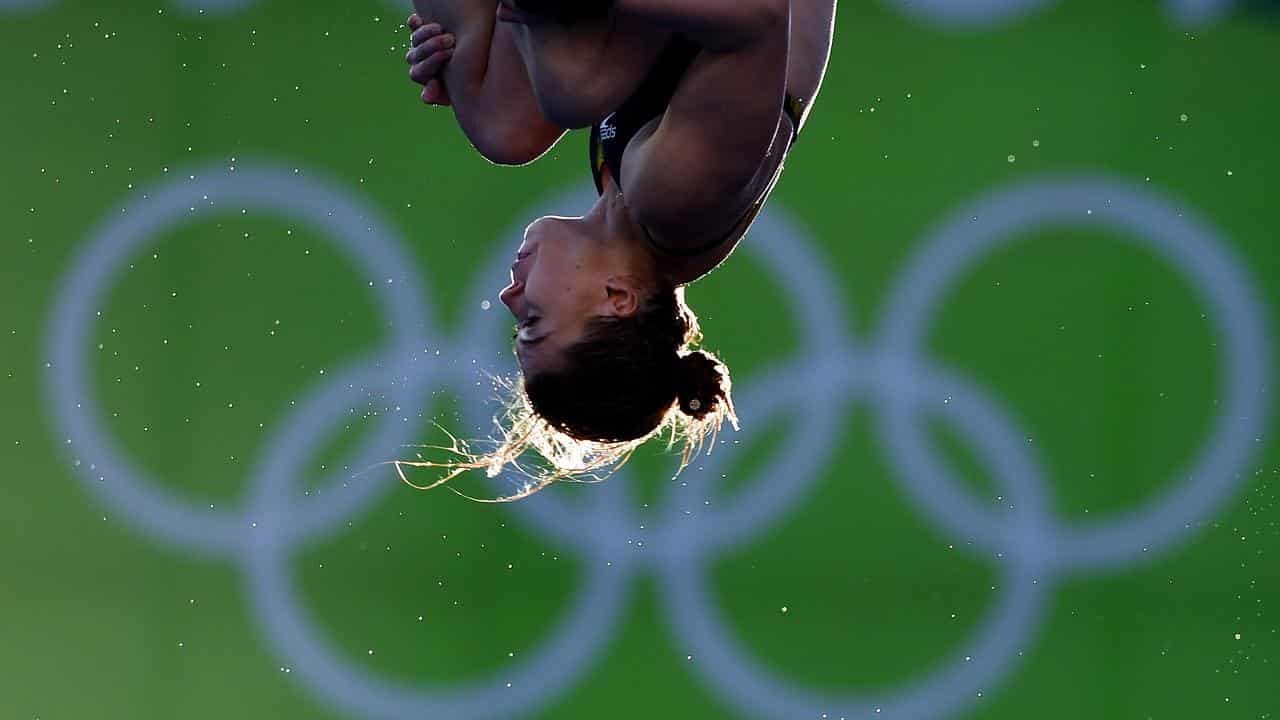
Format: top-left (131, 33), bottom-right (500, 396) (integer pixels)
top-left (499, 215), bottom-right (607, 375)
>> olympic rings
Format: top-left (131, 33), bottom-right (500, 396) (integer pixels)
top-left (47, 166), bottom-right (1269, 719)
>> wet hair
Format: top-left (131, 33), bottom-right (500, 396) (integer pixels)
top-left (524, 286), bottom-right (731, 442)
top-left (392, 286), bottom-right (736, 501)
top-left (512, 0), bottom-right (614, 24)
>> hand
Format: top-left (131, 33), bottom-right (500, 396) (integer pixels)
top-left (406, 13), bottom-right (455, 106)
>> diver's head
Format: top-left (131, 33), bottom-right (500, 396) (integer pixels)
top-left (397, 182), bottom-right (734, 498)
top-left (498, 194), bottom-right (735, 449)
top-left (499, 205), bottom-right (659, 380)
top-left (522, 286), bottom-right (733, 443)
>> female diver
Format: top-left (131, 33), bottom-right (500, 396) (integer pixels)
top-left (399, 0), bottom-right (836, 495)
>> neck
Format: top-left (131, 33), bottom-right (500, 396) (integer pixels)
top-left (580, 181), bottom-right (662, 287)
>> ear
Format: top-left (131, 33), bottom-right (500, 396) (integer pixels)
top-left (601, 275), bottom-right (643, 318)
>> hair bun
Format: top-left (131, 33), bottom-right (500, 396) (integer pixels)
top-left (675, 351), bottom-right (726, 420)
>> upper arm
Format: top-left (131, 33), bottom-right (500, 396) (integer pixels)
top-left (413, 0), bottom-right (566, 165)
top-left (621, 12), bottom-right (790, 246)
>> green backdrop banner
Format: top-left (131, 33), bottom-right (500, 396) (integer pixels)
top-left (2, 1), bottom-right (1278, 718)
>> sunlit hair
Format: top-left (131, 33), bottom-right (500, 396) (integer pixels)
top-left (392, 286), bottom-right (737, 502)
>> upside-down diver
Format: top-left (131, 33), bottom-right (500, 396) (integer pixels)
top-left (398, 0), bottom-right (837, 497)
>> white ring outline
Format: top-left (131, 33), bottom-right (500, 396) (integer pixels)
top-left (46, 165), bottom-right (434, 557)
top-left (45, 167), bottom-right (1271, 719)
top-left (875, 176), bottom-right (1271, 573)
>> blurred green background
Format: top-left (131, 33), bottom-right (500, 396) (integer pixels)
top-left (2, 0), bottom-right (1278, 718)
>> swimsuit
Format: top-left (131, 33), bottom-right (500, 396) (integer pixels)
top-left (588, 37), bottom-right (804, 257)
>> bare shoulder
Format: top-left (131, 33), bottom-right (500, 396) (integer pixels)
top-left (621, 1), bottom-right (838, 263)
top-left (621, 22), bottom-right (789, 248)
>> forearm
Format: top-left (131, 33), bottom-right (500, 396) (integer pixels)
top-left (449, 21), bottom-right (565, 164)
top-left (413, 0), bottom-right (565, 165)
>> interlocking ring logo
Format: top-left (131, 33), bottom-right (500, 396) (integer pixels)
top-left (46, 164), bottom-right (1269, 719)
